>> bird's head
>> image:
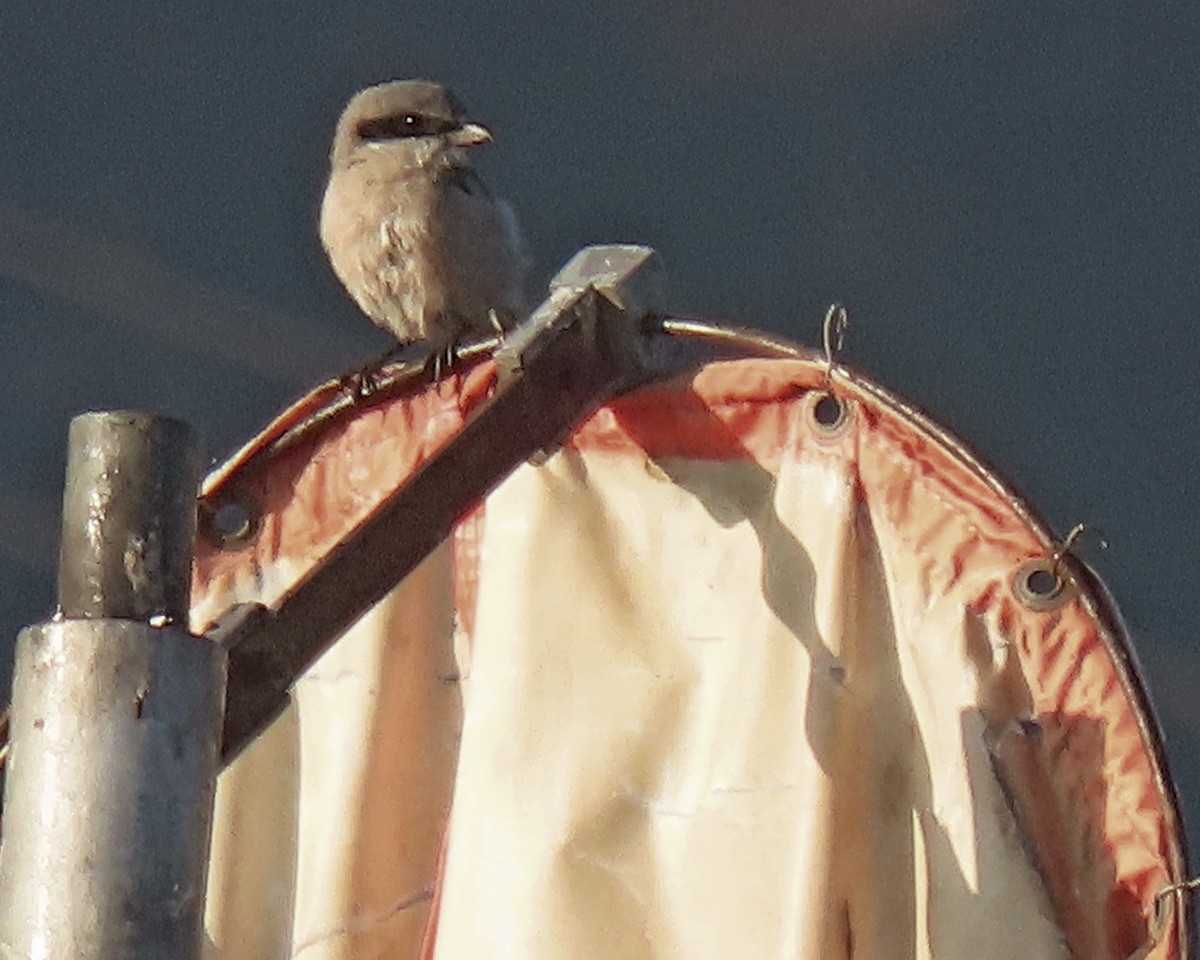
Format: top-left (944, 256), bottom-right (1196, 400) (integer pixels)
top-left (330, 79), bottom-right (492, 169)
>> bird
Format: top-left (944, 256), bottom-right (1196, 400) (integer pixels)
top-left (319, 79), bottom-right (529, 370)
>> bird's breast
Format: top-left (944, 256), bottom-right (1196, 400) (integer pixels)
top-left (319, 165), bottom-right (445, 341)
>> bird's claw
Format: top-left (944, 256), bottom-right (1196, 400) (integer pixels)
top-left (340, 365), bottom-right (384, 401)
top-left (339, 340), bottom-right (412, 401)
top-left (426, 341), bottom-right (461, 382)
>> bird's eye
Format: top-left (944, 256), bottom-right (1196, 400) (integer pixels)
top-left (357, 112), bottom-right (456, 141)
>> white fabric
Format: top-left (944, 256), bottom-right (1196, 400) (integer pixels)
top-left (432, 448), bottom-right (1065, 959)
top-left (201, 444), bottom-right (1070, 958)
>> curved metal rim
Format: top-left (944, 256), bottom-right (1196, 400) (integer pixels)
top-left (198, 314), bottom-right (1191, 954)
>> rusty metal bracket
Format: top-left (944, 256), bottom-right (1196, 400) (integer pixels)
top-left (216, 244), bottom-right (666, 762)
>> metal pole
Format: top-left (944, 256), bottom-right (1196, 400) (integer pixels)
top-left (57, 411), bottom-right (200, 622)
top-left (0, 412), bottom-right (225, 960)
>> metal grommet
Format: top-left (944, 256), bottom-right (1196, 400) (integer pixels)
top-left (199, 495), bottom-right (260, 549)
top-left (807, 302), bottom-right (854, 437)
top-left (808, 389), bottom-right (852, 436)
top-left (1012, 559), bottom-right (1070, 611)
top-left (1014, 523), bottom-right (1106, 612)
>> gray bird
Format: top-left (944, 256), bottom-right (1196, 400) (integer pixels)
top-left (319, 79), bottom-right (529, 355)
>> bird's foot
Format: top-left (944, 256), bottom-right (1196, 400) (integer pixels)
top-left (340, 366), bottom-right (381, 401)
top-left (339, 341), bottom-right (410, 400)
top-left (488, 308), bottom-right (506, 337)
top-left (426, 339), bottom-right (463, 382)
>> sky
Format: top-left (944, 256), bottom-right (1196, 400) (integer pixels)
top-left (1, 1), bottom-right (1199, 845)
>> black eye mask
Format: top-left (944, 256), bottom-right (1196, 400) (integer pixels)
top-left (355, 111), bottom-right (458, 141)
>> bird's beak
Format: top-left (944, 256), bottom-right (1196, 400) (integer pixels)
top-left (447, 122), bottom-right (493, 147)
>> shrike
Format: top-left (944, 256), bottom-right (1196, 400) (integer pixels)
top-left (319, 80), bottom-right (528, 355)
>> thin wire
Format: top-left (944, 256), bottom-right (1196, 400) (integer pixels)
top-left (1050, 522), bottom-right (1110, 577)
top-left (822, 304), bottom-right (848, 383)
top-left (1157, 877), bottom-right (1200, 901)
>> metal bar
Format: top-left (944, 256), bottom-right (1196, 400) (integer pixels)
top-left (0, 412), bottom-right (225, 960)
top-left (218, 245), bottom-right (662, 761)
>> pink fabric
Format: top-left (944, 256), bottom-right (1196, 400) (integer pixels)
top-left (194, 358), bottom-right (1185, 959)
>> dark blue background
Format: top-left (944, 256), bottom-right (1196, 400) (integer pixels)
top-left (2, 0), bottom-right (1198, 849)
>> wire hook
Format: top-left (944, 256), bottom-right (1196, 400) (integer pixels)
top-left (1050, 522), bottom-right (1109, 578)
top-left (821, 303), bottom-right (848, 384)
top-left (1156, 876), bottom-right (1200, 906)
top-left (1132, 876), bottom-right (1200, 956)
top-left (1154, 875), bottom-right (1200, 931)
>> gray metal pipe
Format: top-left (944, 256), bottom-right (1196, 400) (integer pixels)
top-left (57, 411), bottom-right (200, 622)
top-left (0, 411), bottom-right (225, 960)
top-left (0, 621), bottom-right (225, 960)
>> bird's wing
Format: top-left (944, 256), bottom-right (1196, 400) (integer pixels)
top-left (435, 173), bottom-right (531, 327)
